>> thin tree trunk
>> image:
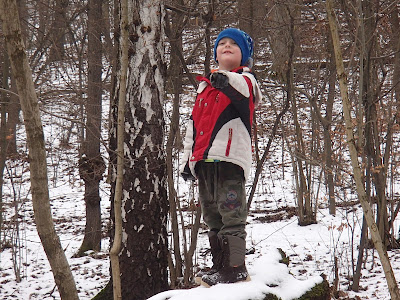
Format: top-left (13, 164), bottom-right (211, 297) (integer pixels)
top-left (247, 1), bottom-right (294, 210)
top-left (352, 2), bottom-right (368, 289)
top-left (4, 0), bottom-right (24, 156)
top-left (247, 95), bottom-right (290, 210)
top-left (326, 2), bottom-right (400, 298)
top-left (0, 45), bottom-right (9, 251)
top-left (6, 75), bottom-right (20, 156)
top-left (164, 7), bottom-right (184, 282)
top-left (0, 1), bottom-right (79, 299)
top-left (78, 0), bottom-right (104, 256)
top-left (287, 5), bottom-right (314, 226)
top-left (325, 30), bottom-right (336, 215)
top-left (204, 0), bottom-right (214, 76)
top-left (391, 2), bottom-right (400, 125)
top-left (238, 0), bottom-right (253, 34)
top-left (360, 0), bottom-right (390, 248)
top-left (109, 0), bottom-right (129, 298)
top-left (352, 217), bottom-right (367, 291)
top-left (183, 205), bottom-right (201, 285)
top-left (37, 0), bottom-right (50, 42)
top-left (49, 0), bottom-right (68, 61)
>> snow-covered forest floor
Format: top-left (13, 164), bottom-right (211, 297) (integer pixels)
top-left (0, 50), bottom-right (398, 300)
top-left (1, 116), bottom-right (399, 300)
top-left (3, 0), bottom-right (400, 298)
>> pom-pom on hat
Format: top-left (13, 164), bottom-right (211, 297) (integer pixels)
top-left (214, 28), bottom-right (254, 67)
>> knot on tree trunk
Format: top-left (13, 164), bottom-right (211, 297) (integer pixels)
top-left (79, 155), bottom-right (106, 182)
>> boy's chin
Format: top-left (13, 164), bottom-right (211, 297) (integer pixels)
top-left (219, 64), bottom-right (241, 71)
top-left (218, 60), bottom-right (241, 70)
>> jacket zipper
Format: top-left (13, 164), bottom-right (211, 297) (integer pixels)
top-left (226, 128), bottom-right (233, 156)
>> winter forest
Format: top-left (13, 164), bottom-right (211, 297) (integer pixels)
top-left (2, 0), bottom-right (400, 299)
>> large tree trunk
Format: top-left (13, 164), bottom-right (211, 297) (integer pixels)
top-left (326, 1), bottom-right (400, 299)
top-left (107, 1), bottom-right (169, 299)
top-left (119, 1), bottom-right (169, 297)
top-left (0, 1), bottom-right (79, 299)
top-left (77, 0), bottom-right (105, 256)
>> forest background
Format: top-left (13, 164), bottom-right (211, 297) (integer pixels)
top-left (2, 0), bottom-right (400, 299)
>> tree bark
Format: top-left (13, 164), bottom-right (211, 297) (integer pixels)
top-left (4, 0), bottom-right (25, 156)
top-left (78, 0), bottom-right (105, 256)
top-left (5, 76), bottom-right (19, 155)
top-left (0, 0), bottom-right (79, 299)
top-left (360, 0), bottom-right (390, 248)
top-left (0, 40), bottom-right (9, 251)
top-left (326, 1), bottom-right (400, 299)
top-left (391, 1), bottom-right (400, 125)
top-left (165, 4), bottom-right (184, 284)
top-left (49, 0), bottom-right (69, 61)
top-left (325, 29), bottom-right (336, 216)
top-left (238, 0), bottom-right (253, 34)
top-left (107, 1), bottom-right (169, 299)
top-left (352, 217), bottom-right (367, 291)
top-left (109, 0), bottom-right (129, 298)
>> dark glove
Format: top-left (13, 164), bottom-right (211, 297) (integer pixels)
top-left (210, 72), bottom-right (229, 89)
top-left (181, 171), bottom-right (195, 181)
top-left (181, 163), bottom-right (195, 181)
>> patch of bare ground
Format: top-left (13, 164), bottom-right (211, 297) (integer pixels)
top-left (250, 206), bottom-right (297, 223)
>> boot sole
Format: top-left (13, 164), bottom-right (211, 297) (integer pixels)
top-left (200, 275), bottom-right (251, 288)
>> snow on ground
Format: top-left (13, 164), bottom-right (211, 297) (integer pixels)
top-left (149, 247), bottom-right (323, 300)
top-left (1, 164), bottom-right (399, 300)
top-left (0, 180), bottom-right (111, 300)
top-left (1, 109), bottom-right (399, 300)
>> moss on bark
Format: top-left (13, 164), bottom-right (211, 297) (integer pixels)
top-left (296, 276), bottom-right (331, 300)
top-left (91, 281), bottom-right (113, 300)
top-left (259, 275), bottom-right (330, 300)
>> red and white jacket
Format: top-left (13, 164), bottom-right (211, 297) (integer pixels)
top-left (180, 66), bottom-right (262, 180)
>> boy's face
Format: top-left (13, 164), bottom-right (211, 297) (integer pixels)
top-left (216, 37), bottom-right (242, 71)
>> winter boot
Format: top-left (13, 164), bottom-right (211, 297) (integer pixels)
top-left (201, 235), bottom-right (250, 287)
top-left (194, 231), bottom-right (222, 284)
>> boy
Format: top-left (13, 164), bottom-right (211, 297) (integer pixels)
top-left (180, 28), bottom-right (262, 287)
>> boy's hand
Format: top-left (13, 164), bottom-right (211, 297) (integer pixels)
top-left (181, 170), bottom-right (195, 181)
top-left (211, 72), bottom-right (229, 89)
top-left (181, 163), bottom-right (195, 181)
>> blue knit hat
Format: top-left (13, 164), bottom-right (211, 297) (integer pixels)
top-left (214, 28), bottom-right (254, 66)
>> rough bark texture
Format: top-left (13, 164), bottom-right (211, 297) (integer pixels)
top-left (0, 0), bottom-right (79, 299)
top-left (78, 0), bottom-right (104, 256)
top-left (107, 1), bottom-right (169, 299)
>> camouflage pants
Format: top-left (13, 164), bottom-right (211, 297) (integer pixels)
top-left (196, 161), bottom-right (247, 239)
